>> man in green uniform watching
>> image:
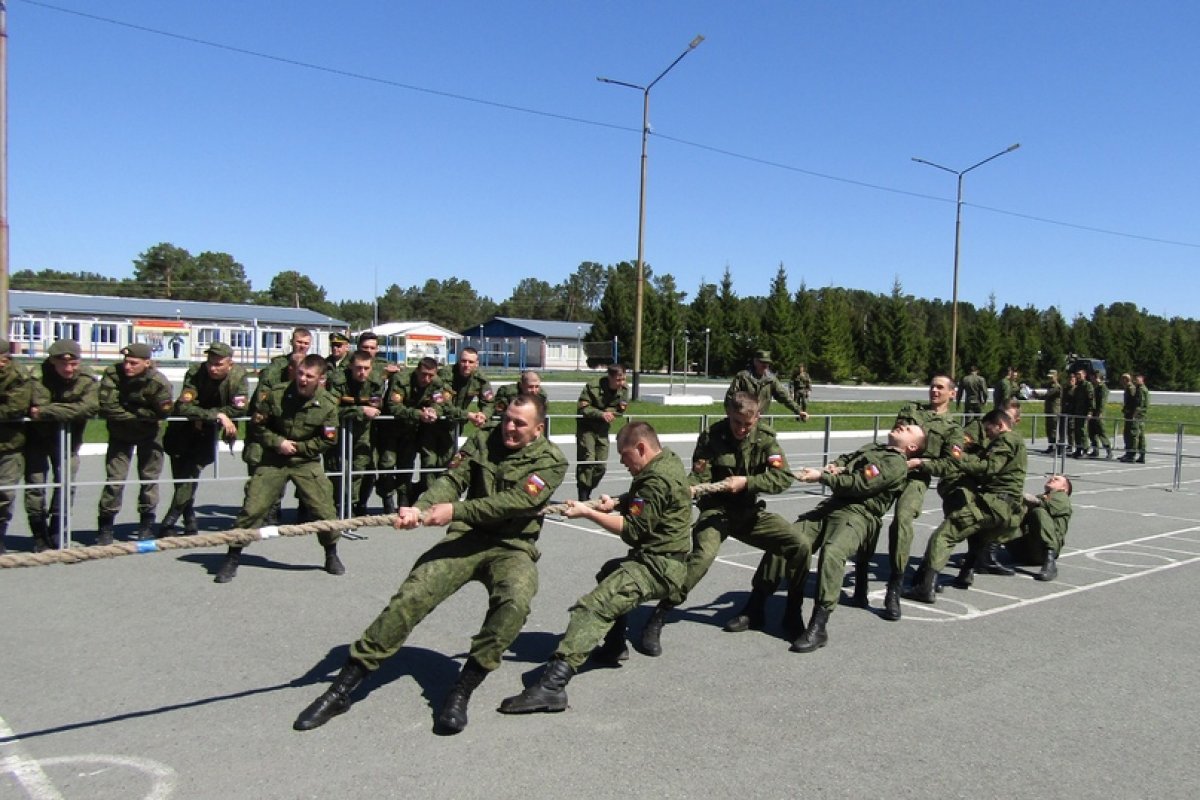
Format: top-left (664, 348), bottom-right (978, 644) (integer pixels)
top-left (214, 354), bottom-right (342, 584)
top-left (0, 340), bottom-right (34, 555)
top-left (325, 331), bottom-right (351, 373)
top-left (97, 343), bottom-right (174, 544)
top-left (385, 356), bottom-right (452, 505)
top-left (498, 420), bottom-right (691, 715)
top-left (160, 342), bottom-right (248, 536)
top-left (956, 365), bottom-right (988, 420)
top-left (575, 363), bottom-right (629, 501)
top-left (786, 424), bottom-right (926, 653)
top-left (1119, 373), bottom-right (1149, 463)
top-left (638, 391), bottom-right (806, 656)
top-left (905, 407), bottom-right (1028, 602)
top-left (1068, 367), bottom-right (1093, 458)
top-left (1032, 369), bottom-right (1063, 454)
top-left (874, 374), bottom-right (964, 621)
top-left (292, 394), bottom-right (566, 736)
top-left (488, 370), bottom-right (548, 423)
top-left (325, 348), bottom-right (388, 515)
top-left (725, 350), bottom-right (808, 422)
top-left (790, 363), bottom-right (813, 412)
top-left (25, 339), bottom-right (98, 552)
top-left (1087, 370), bottom-right (1113, 459)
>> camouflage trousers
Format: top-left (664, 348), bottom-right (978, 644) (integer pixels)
top-left (234, 460), bottom-right (338, 546)
top-left (575, 429), bottom-right (611, 493)
top-left (680, 505), bottom-right (808, 602)
top-left (794, 507), bottom-right (881, 614)
top-left (98, 437), bottom-right (164, 519)
top-left (351, 534), bottom-right (540, 672)
top-left (0, 450), bottom-right (22, 531)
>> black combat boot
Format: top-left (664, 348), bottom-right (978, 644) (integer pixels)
top-left (293, 659), bottom-right (369, 731)
top-left (723, 587), bottom-right (770, 633)
top-left (639, 603), bottom-right (672, 657)
top-left (976, 542), bottom-right (1015, 576)
top-left (214, 546), bottom-right (242, 583)
top-left (28, 517), bottom-right (51, 553)
top-left (157, 509), bottom-right (180, 538)
top-left (952, 540), bottom-right (978, 589)
top-left (136, 513), bottom-right (156, 541)
top-left (497, 658), bottom-right (574, 714)
top-left (591, 615), bottom-right (629, 667)
top-left (0, 524), bottom-right (6, 555)
top-left (851, 557), bottom-right (871, 608)
top-left (881, 576), bottom-right (903, 621)
top-left (790, 606), bottom-right (830, 653)
top-left (1118, 452), bottom-right (1134, 463)
top-left (1034, 549), bottom-right (1058, 582)
top-left (782, 584), bottom-right (806, 640)
top-left (183, 502), bottom-right (199, 535)
top-left (903, 561), bottom-right (937, 604)
top-left (97, 515), bottom-right (116, 547)
top-left (1135, 453), bottom-right (1146, 464)
top-left (1105, 446), bottom-right (1113, 460)
top-left (351, 504), bottom-right (368, 518)
top-left (323, 543), bottom-right (346, 576)
top-left (1087, 446), bottom-right (1099, 459)
top-left (434, 658), bottom-right (489, 735)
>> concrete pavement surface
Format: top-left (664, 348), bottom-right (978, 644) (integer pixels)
top-left (2, 431), bottom-right (1199, 798)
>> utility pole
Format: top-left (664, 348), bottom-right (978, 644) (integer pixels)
top-left (1, 3), bottom-right (10, 335)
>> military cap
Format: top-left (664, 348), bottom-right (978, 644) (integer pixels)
top-left (329, 331), bottom-right (350, 346)
top-left (753, 349), bottom-right (773, 363)
top-left (122, 342), bottom-right (153, 359)
top-left (48, 339), bottom-right (82, 359)
top-left (206, 341), bottom-right (234, 358)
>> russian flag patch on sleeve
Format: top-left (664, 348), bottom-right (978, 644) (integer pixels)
top-left (524, 474), bottom-right (547, 497)
top-left (768, 453), bottom-right (784, 468)
top-left (630, 498), bottom-right (645, 517)
top-left (863, 463), bottom-right (881, 480)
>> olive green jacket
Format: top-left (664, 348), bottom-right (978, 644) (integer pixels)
top-left (725, 368), bottom-right (804, 418)
top-left (27, 360), bottom-right (98, 451)
top-left (690, 419), bottom-right (795, 514)
top-left (98, 364), bottom-right (174, 442)
top-left (251, 383), bottom-right (339, 466)
top-left (616, 448), bottom-right (692, 557)
top-left (815, 443), bottom-right (909, 520)
top-left (577, 377), bottom-right (628, 434)
top-left (0, 360), bottom-right (35, 454)
top-left (894, 402), bottom-right (965, 479)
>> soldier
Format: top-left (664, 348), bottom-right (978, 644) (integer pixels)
top-left (993, 366), bottom-right (1019, 410)
top-left (1031, 369), bottom-right (1063, 454)
top-left (790, 363), bottom-right (813, 412)
top-left (214, 354), bottom-right (342, 584)
top-left (355, 331), bottom-right (402, 380)
top-left (0, 340), bottom-right (34, 554)
top-left (489, 370), bottom-right (548, 422)
top-left (1005, 474), bottom-right (1073, 582)
top-left (498, 421), bottom-right (691, 716)
top-left (244, 328), bottom-right (312, 522)
top-left (1087, 371), bottom-right (1113, 459)
top-left (575, 363), bottom-right (629, 501)
top-left (24, 339), bottom-right (98, 551)
top-left (904, 408), bottom-right (1028, 603)
top-left (789, 423), bottom-right (926, 653)
top-left (956, 365), bottom-right (988, 420)
top-left (385, 356), bottom-right (452, 506)
top-left (725, 350), bottom-right (808, 422)
top-left (638, 392), bottom-right (808, 657)
top-left (433, 346), bottom-right (493, 477)
top-left (1068, 368), bottom-right (1092, 458)
top-left (874, 374), bottom-right (965, 621)
top-left (326, 349), bottom-right (388, 515)
top-left (1120, 373), bottom-right (1150, 463)
top-left (325, 331), bottom-right (352, 373)
top-left (159, 342), bottom-right (249, 536)
top-left (97, 343), bottom-right (174, 544)
top-left (292, 395), bottom-right (566, 735)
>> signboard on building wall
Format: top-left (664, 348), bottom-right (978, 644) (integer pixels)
top-left (132, 319), bottom-right (191, 360)
top-left (403, 333), bottom-right (447, 365)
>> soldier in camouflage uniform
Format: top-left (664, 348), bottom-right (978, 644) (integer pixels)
top-left (325, 349), bottom-right (388, 515)
top-left (244, 328), bottom-right (311, 523)
top-left (790, 363), bottom-right (813, 412)
top-left (293, 395), bottom-right (566, 736)
top-left (1087, 371), bottom-right (1113, 459)
top-left (214, 355), bottom-right (342, 584)
top-left (435, 346), bottom-right (493, 474)
top-left (575, 363), bottom-right (629, 500)
top-left (1004, 474), bottom-right (1073, 582)
top-left (1031, 370), bottom-right (1063, 454)
top-left (905, 408), bottom-right (1028, 602)
top-left (956, 365), bottom-right (988, 420)
top-left (160, 342), bottom-right (248, 536)
top-left (872, 374), bottom-right (964, 621)
top-left (499, 421), bottom-right (691, 716)
top-left (97, 343), bottom-right (174, 544)
top-left (488, 370), bottom-right (548, 424)
top-left (788, 424), bottom-right (926, 653)
top-left (0, 340), bottom-right (34, 555)
top-left (725, 350), bottom-right (808, 422)
top-left (1068, 368), bottom-right (1092, 458)
top-left (1119, 373), bottom-right (1149, 463)
top-left (639, 392), bottom-right (806, 657)
top-left (383, 356), bottom-right (453, 507)
top-left (993, 366), bottom-right (1020, 410)
top-left (325, 331), bottom-right (351, 373)
top-left (25, 339), bottom-right (98, 551)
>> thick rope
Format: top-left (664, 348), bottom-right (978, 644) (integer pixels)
top-left (0, 514), bottom-right (398, 569)
top-left (539, 479), bottom-right (735, 517)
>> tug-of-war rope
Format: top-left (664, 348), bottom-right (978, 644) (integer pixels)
top-left (0, 479), bottom-right (740, 569)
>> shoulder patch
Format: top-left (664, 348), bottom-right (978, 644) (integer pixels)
top-left (692, 458), bottom-right (708, 474)
top-left (578, 400), bottom-right (590, 408)
top-left (950, 444), bottom-right (963, 459)
top-left (863, 463), bottom-right (881, 480)
top-left (323, 425), bottom-right (337, 441)
top-left (630, 497), bottom-right (645, 517)
top-left (160, 399), bottom-right (174, 412)
top-left (179, 389), bottom-right (196, 404)
top-left (524, 473), bottom-right (547, 497)
top-left (482, 389), bottom-right (495, 402)
top-left (232, 395), bottom-right (247, 409)
top-left (768, 453), bottom-right (784, 469)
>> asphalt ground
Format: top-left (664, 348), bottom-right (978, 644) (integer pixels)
top-left (2, 430), bottom-right (1199, 799)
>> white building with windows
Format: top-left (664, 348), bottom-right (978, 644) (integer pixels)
top-left (9, 290), bottom-right (348, 366)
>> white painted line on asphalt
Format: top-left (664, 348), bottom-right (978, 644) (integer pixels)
top-left (0, 713), bottom-right (64, 800)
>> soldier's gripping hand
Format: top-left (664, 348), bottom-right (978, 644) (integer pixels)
top-left (393, 508), bottom-right (423, 529)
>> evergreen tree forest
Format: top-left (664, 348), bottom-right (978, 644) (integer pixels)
top-left (12, 245), bottom-right (1200, 390)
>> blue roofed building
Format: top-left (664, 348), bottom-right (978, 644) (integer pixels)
top-left (460, 317), bottom-right (614, 371)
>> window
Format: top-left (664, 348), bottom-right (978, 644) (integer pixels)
top-left (261, 331), bottom-right (283, 350)
top-left (197, 328), bottom-right (220, 347)
top-left (229, 330), bottom-right (253, 349)
top-left (53, 322), bottom-right (80, 341)
top-left (10, 320), bottom-right (42, 341)
top-left (91, 323), bottom-right (119, 344)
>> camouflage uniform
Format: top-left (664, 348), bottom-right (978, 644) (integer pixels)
top-left (161, 355), bottom-right (249, 531)
top-left (97, 361), bottom-right (174, 528)
top-left (1005, 489), bottom-right (1073, 565)
top-left (383, 368), bottom-right (454, 505)
top-left (956, 371), bottom-right (988, 419)
top-left (1069, 377), bottom-right (1093, 456)
top-left (488, 383), bottom-right (548, 422)
top-left (575, 376), bottom-right (629, 498)
top-left (431, 364), bottom-right (494, 475)
top-left (0, 358), bottom-right (34, 551)
top-left (350, 426), bottom-right (567, 672)
top-left (1122, 380), bottom-right (1149, 461)
top-left (554, 448), bottom-right (691, 670)
top-left (25, 356), bottom-right (98, 547)
top-left (325, 363), bottom-right (388, 514)
top-left (790, 368), bottom-right (813, 412)
top-left (725, 367), bottom-right (805, 419)
top-left (1087, 378), bottom-right (1112, 457)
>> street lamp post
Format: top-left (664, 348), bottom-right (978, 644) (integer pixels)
top-left (599, 34), bottom-right (704, 400)
top-left (576, 325), bottom-right (582, 371)
top-left (704, 327), bottom-right (710, 378)
top-left (912, 143), bottom-right (1020, 380)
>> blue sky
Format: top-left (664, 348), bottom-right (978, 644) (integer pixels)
top-left (10, 0), bottom-right (1199, 320)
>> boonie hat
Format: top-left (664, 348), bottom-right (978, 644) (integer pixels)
top-left (122, 342), bottom-right (153, 359)
top-left (48, 339), bottom-right (81, 359)
top-left (753, 350), bottom-right (773, 363)
top-left (206, 341), bottom-right (234, 358)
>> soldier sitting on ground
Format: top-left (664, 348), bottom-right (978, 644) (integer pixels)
top-left (1004, 474), bottom-right (1073, 582)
